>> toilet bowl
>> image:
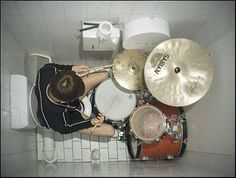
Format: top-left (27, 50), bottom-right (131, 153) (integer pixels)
top-left (11, 53), bottom-right (93, 163)
top-left (10, 53), bottom-right (59, 164)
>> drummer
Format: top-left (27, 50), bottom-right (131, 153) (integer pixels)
top-left (35, 62), bottom-right (118, 137)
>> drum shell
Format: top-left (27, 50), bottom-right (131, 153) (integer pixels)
top-left (126, 99), bottom-right (187, 160)
top-left (139, 134), bottom-right (182, 159)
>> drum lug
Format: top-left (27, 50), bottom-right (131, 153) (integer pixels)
top-left (183, 138), bottom-right (188, 144)
top-left (180, 113), bottom-right (186, 120)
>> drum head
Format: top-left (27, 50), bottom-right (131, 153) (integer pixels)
top-left (95, 79), bottom-right (136, 121)
top-left (130, 104), bottom-right (166, 143)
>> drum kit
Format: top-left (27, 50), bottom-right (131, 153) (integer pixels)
top-left (80, 38), bottom-right (214, 160)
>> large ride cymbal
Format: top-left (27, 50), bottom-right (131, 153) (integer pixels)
top-left (144, 38), bottom-right (214, 107)
top-left (113, 50), bottom-right (147, 91)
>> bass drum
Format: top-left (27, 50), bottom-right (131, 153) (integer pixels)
top-left (126, 99), bottom-right (187, 160)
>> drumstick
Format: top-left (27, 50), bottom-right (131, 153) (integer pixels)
top-left (90, 123), bottom-right (99, 135)
top-left (76, 64), bottom-right (113, 77)
top-left (89, 94), bottom-right (118, 135)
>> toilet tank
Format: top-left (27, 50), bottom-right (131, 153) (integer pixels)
top-left (10, 74), bottom-right (36, 129)
top-left (25, 53), bottom-right (52, 85)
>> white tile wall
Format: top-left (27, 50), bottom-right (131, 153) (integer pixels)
top-left (108, 140), bottom-right (118, 160)
top-left (99, 136), bottom-right (108, 148)
top-left (1, 110), bottom-right (11, 133)
top-left (82, 148), bottom-right (92, 162)
top-left (185, 1), bottom-right (235, 155)
top-left (100, 148), bottom-right (109, 161)
top-left (64, 134), bottom-right (73, 148)
top-left (186, 28), bottom-right (235, 155)
top-left (1, 1), bottom-right (223, 63)
top-left (40, 1), bottom-right (65, 17)
top-left (73, 142), bottom-right (82, 160)
top-left (1, 1), bottom-right (22, 16)
top-left (1, 1), bottom-right (235, 176)
top-left (81, 134), bottom-right (91, 149)
top-left (1, 88), bottom-right (10, 111)
top-left (1, 20), bottom-right (37, 177)
top-left (64, 148), bottom-right (73, 162)
top-left (191, 1), bottom-right (233, 47)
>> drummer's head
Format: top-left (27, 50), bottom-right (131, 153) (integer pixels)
top-left (48, 70), bottom-right (85, 103)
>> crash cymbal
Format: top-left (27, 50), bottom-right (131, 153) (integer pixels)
top-left (113, 50), bottom-right (147, 91)
top-left (144, 38), bottom-right (214, 107)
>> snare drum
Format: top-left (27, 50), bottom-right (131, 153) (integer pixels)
top-left (93, 78), bottom-right (137, 124)
top-left (126, 99), bottom-right (187, 160)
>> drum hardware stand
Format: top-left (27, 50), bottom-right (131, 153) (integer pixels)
top-left (183, 138), bottom-right (188, 144)
top-left (165, 116), bottom-right (185, 140)
top-left (171, 138), bottom-right (188, 145)
top-left (115, 117), bottom-right (130, 141)
top-left (135, 88), bottom-right (153, 102)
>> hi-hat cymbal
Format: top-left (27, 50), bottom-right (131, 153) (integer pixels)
top-left (113, 50), bottom-right (147, 91)
top-left (144, 38), bottom-right (214, 107)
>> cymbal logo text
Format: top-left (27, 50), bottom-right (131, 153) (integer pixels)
top-left (154, 53), bottom-right (169, 74)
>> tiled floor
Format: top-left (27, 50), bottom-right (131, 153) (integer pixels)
top-left (10, 151), bottom-right (235, 177)
top-left (37, 127), bottom-right (130, 162)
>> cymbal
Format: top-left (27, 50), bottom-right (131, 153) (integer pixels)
top-left (144, 38), bottom-right (214, 107)
top-left (113, 50), bottom-right (147, 91)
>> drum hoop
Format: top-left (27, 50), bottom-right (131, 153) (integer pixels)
top-left (177, 107), bottom-right (188, 158)
top-left (125, 126), bottom-right (141, 159)
top-left (130, 104), bottom-right (167, 142)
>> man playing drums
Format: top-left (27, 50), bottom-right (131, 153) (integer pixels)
top-left (35, 63), bottom-right (117, 137)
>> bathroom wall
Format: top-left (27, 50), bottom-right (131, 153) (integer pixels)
top-left (1, 1), bottom-right (235, 177)
top-left (184, 2), bottom-right (235, 155)
top-left (1, 19), bottom-right (38, 176)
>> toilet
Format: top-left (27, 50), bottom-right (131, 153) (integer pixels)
top-left (10, 53), bottom-right (92, 163)
top-left (10, 53), bottom-right (59, 164)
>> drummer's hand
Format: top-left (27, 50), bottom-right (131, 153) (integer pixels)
top-left (72, 65), bottom-right (89, 73)
top-left (91, 113), bottom-right (105, 126)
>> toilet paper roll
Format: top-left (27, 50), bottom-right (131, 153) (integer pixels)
top-left (97, 21), bottom-right (113, 40)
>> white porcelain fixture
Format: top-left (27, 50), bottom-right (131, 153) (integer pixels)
top-left (123, 17), bottom-right (171, 53)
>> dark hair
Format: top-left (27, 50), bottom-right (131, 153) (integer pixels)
top-left (48, 70), bottom-right (85, 103)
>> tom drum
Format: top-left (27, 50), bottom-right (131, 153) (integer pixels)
top-left (126, 99), bottom-right (187, 160)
